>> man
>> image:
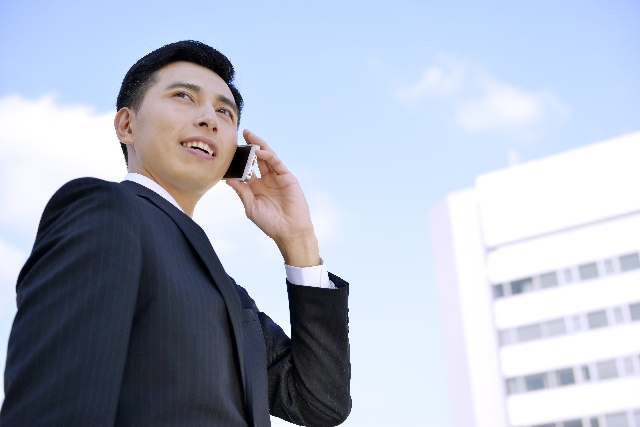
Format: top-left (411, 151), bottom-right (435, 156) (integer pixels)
top-left (1, 41), bottom-right (350, 427)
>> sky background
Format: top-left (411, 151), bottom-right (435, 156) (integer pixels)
top-left (0, 1), bottom-right (639, 425)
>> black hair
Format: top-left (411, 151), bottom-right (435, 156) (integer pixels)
top-left (116, 40), bottom-right (243, 165)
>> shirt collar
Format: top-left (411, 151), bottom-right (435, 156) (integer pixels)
top-left (123, 173), bottom-right (184, 213)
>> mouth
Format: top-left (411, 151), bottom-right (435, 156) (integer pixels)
top-left (181, 140), bottom-right (216, 157)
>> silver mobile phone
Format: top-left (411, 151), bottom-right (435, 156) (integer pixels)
top-left (223, 144), bottom-right (260, 181)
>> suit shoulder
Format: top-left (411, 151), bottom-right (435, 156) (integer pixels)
top-left (38, 178), bottom-right (138, 237)
top-left (54, 177), bottom-right (131, 199)
top-left (47, 178), bottom-right (135, 212)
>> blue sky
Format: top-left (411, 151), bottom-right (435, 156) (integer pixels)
top-left (0, 1), bottom-right (639, 425)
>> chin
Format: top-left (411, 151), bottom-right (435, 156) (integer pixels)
top-left (187, 172), bottom-right (221, 192)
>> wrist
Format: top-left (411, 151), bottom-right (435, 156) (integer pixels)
top-left (276, 230), bottom-right (320, 267)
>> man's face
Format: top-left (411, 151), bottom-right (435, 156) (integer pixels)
top-left (124, 61), bottom-right (239, 196)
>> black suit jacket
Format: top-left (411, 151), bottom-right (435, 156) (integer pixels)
top-left (1, 178), bottom-right (350, 427)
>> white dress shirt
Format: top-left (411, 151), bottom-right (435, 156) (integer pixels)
top-left (124, 173), bottom-right (334, 289)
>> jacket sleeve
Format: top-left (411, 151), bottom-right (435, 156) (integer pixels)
top-left (236, 275), bottom-right (351, 427)
top-left (0, 178), bottom-right (142, 426)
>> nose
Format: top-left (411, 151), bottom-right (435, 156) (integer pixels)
top-left (196, 105), bottom-right (219, 131)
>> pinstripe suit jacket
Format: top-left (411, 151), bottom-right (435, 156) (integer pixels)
top-left (1, 178), bottom-right (350, 427)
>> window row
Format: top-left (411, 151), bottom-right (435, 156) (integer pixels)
top-left (498, 302), bottom-right (640, 347)
top-left (493, 252), bottom-right (640, 299)
top-left (519, 408), bottom-right (640, 427)
top-left (505, 353), bottom-right (639, 396)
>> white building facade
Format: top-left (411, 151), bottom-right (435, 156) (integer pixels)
top-left (430, 131), bottom-right (640, 427)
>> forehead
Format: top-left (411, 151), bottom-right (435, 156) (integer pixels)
top-left (153, 61), bottom-right (234, 98)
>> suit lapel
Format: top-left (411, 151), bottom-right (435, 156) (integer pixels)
top-left (120, 181), bottom-right (249, 408)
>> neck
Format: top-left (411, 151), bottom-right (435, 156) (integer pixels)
top-left (165, 188), bottom-right (200, 217)
top-left (128, 168), bottom-right (203, 218)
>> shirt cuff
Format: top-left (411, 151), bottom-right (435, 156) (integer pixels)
top-left (285, 258), bottom-right (336, 289)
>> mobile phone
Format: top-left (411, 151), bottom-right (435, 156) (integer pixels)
top-left (223, 144), bottom-right (260, 181)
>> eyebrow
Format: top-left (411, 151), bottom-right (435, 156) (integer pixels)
top-left (165, 81), bottom-right (239, 119)
top-left (165, 81), bottom-right (202, 93)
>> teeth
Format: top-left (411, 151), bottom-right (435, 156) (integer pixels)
top-left (182, 141), bottom-right (213, 156)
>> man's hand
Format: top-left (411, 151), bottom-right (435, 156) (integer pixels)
top-left (226, 130), bottom-right (320, 267)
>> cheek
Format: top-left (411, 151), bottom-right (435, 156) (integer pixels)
top-left (143, 111), bottom-right (179, 154)
top-left (219, 145), bottom-right (236, 166)
top-left (220, 131), bottom-right (239, 161)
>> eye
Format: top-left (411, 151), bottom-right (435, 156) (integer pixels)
top-left (217, 107), bottom-right (234, 119)
top-left (173, 91), bottom-right (193, 101)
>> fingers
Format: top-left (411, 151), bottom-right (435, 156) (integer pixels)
top-left (256, 150), bottom-right (291, 176)
top-left (243, 129), bottom-right (273, 176)
top-left (256, 151), bottom-right (270, 177)
top-left (245, 172), bottom-right (260, 188)
top-left (243, 129), bottom-right (275, 153)
top-left (244, 129), bottom-right (290, 176)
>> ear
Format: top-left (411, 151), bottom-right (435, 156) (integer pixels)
top-left (114, 107), bottom-right (135, 146)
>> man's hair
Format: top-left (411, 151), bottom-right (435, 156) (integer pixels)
top-left (116, 40), bottom-right (243, 165)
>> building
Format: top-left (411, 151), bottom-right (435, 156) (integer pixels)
top-left (430, 131), bottom-right (640, 427)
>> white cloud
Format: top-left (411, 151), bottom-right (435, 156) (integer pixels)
top-left (396, 57), bottom-right (466, 101)
top-left (0, 94), bottom-right (125, 240)
top-left (455, 76), bottom-right (568, 135)
top-left (397, 57), bottom-right (569, 138)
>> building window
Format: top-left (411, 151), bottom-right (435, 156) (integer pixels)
top-left (517, 324), bottom-right (541, 342)
top-left (505, 378), bottom-right (518, 395)
top-left (605, 413), bottom-right (629, 427)
top-left (540, 272), bottom-right (558, 288)
top-left (564, 268), bottom-right (572, 282)
top-left (547, 318), bottom-right (566, 336)
top-left (589, 417), bottom-right (600, 427)
top-left (596, 360), bottom-right (618, 380)
top-left (613, 307), bottom-right (623, 323)
top-left (511, 278), bottom-right (533, 294)
top-left (620, 252), bottom-right (640, 271)
top-left (563, 420), bottom-right (583, 427)
top-left (525, 373), bottom-right (547, 391)
top-left (493, 284), bottom-right (504, 299)
top-left (623, 357), bottom-right (634, 375)
top-left (581, 365), bottom-right (590, 381)
top-left (587, 310), bottom-right (608, 329)
top-left (556, 368), bottom-right (575, 386)
top-left (629, 302), bottom-right (640, 321)
top-left (579, 262), bottom-right (599, 280)
top-left (634, 411), bottom-right (640, 427)
top-left (605, 259), bottom-right (613, 274)
top-left (573, 315), bottom-right (581, 331)
top-left (499, 330), bottom-right (511, 346)
top-left (533, 424), bottom-right (556, 427)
